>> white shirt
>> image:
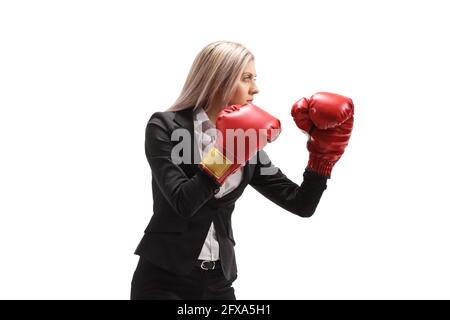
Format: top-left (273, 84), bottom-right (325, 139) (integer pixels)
top-left (194, 107), bottom-right (243, 261)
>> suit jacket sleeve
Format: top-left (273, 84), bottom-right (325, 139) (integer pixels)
top-left (145, 112), bottom-right (221, 219)
top-left (249, 150), bottom-right (328, 217)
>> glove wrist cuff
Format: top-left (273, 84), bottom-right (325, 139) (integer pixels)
top-left (199, 147), bottom-right (239, 185)
top-left (307, 156), bottom-right (334, 178)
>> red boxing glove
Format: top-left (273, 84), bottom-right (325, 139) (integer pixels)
top-left (291, 92), bottom-right (354, 177)
top-left (200, 103), bottom-right (281, 185)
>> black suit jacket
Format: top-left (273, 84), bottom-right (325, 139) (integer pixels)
top-left (135, 107), bottom-right (328, 280)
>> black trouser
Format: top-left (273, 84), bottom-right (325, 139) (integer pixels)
top-left (130, 256), bottom-right (237, 300)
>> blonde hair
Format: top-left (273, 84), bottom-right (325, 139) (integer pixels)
top-left (167, 41), bottom-right (254, 113)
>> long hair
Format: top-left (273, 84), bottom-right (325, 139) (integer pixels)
top-left (167, 41), bottom-right (254, 113)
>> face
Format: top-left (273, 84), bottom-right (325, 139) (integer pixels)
top-left (229, 60), bottom-right (259, 106)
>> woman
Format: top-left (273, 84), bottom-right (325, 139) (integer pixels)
top-left (131, 41), bottom-right (354, 300)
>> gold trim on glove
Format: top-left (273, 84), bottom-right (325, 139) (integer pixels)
top-left (200, 147), bottom-right (233, 180)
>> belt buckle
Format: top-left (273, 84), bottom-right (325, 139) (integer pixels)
top-left (201, 260), bottom-right (215, 270)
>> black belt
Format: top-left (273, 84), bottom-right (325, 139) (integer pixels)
top-left (196, 260), bottom-right (220, 270)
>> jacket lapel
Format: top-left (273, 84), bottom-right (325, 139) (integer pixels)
top-left (173, 107), bottom-right (201, 166)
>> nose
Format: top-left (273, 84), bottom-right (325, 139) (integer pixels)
top-left (251, 83), bottom-right (259, 95)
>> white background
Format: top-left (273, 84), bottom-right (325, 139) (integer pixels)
top-left (1, 0), bottom-right (449, 299)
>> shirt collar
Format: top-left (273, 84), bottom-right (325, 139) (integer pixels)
top-left (193, 107), bottom-right (215, 129)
